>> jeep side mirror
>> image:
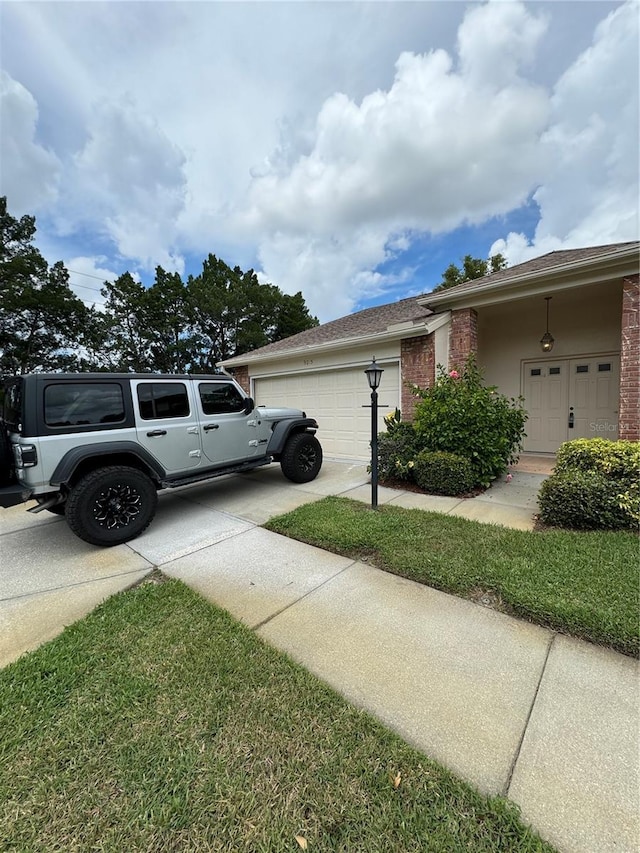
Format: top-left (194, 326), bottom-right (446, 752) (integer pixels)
top-left (243, 397), bottom-right (254, 414)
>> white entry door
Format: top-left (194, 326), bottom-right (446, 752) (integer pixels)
top-left (523, 356), bottom-right (619, 452)
top-left (569, 356), bottom-right (620, 440)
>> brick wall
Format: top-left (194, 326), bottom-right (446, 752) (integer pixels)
top-left (400, 335), bottom-right (434, 420)
top-left (449, 308), bottom-right (478, 369)
top-left (619, 275), bottom-right (640, 442)
top-left (230, 365), bottom-right (250, 395)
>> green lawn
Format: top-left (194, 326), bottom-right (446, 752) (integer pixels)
top-left (0, 579), bottom-right (555, 853)
top-left (265, 497), bottom-right (639, 657)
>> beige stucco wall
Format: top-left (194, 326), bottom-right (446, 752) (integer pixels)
top-left (477, 280), bottom-right (623, 398)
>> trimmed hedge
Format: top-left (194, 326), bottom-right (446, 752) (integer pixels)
top-left (554, 437), bottom-right (639, 480)
top-left (538, 470), bottom-right (631, 530)
top-left (413, 450), bottom-right (476, 496)
top-left (539, 439), bottom-right (639, 530)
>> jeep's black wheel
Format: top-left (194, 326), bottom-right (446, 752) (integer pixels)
top-left (66, 466), bottom-right (157, 547)
top-left (280, 433), bottom-right (323, 483)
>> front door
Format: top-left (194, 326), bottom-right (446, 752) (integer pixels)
top-left (196, 380), bottom-right (261, 466)
top-left (523, 356), bottom-right (619, 452)
top-left (569, 356), bottom-right (620, 440)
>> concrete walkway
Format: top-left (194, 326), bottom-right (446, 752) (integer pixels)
top-left (1, 460), bottom-right (638, 853)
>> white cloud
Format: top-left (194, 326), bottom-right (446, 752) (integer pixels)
top-left (0, 71), bottom-right (61, 213)
top-left (64, 256), bottom-right (120, 309)
top-left (244, 0), bottom-right (551, 319)
top-left (69, 99), bottom-right (188, 273)
top-left (491, 1), bottom-right (639, 265)
top-left (256, 226), bottom-right (398, 320)
top-left (1, 1), bottom-right (636, 324)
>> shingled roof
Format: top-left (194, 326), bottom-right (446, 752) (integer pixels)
top-left (223, 240), bottom-right (638, 365)
top-left (424, 241), bottom-right (639, 303)
top-left (225, 295), bottom-right (432, 362)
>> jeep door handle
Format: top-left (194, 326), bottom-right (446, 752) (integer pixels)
top-left (203, 424), bottom-right (219, 431)
top-left (146, 429), bottom-right (167, 437)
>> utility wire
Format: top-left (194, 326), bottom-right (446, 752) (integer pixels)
top-left (66, 268), bottom-right (115, 282)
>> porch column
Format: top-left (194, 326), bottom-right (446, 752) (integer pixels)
top-left (449, 308), bottom-right (478, 370)
top-left (401, 335), bottom-right (434, 421)
top-left (619, 275), bottom-right (639, 441)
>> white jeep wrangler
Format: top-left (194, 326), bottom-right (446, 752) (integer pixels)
top-left (0, 373), bottom-right (322, 546)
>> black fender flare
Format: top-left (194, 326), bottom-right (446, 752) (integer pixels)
top-left (50, 441), bottom-right (166, 486)
top-left (266, 418), bottom-right (319, 457)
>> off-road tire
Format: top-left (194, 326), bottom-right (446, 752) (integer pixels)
top-left (280, 432), bottom-right (323, 483)
top-left (66, 465), bottom-right (158, 547)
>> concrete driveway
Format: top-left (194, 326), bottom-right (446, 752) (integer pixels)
top-left (0, 460), bottom-right (370, 668)
top-left (1, 460), bottom-right (550, 668)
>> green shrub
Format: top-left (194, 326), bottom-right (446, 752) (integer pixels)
top-left (376, 422), bottom-right (420, 482)
top-left (538, 470), bottom-right (634, 530)
top-left (413, 450), bottom-right (476, 496)
top-left (555, 437), bottom-right (640, 481)
top-left (412, 355), bottom-right (527, 487)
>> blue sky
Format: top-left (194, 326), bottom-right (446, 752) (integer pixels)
top-left (1, 1), bottom-right (638, 322)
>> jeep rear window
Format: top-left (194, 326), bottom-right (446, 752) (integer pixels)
top-left (137, 383), bottom-right (190, 419)
top-left (44, 384), bottom-right (125, 427)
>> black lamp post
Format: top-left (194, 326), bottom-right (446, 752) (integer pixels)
top-left (364, 357), bottom-right (384, 508)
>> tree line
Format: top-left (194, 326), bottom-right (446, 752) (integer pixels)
top-left (0, 197), bottom-right (318, 375)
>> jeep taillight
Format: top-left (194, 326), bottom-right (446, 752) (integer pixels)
top-left (13, 444), bottom-right (37, 468)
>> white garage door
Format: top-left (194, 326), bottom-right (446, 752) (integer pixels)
top-left (254, 363), bottom-right (400, 460)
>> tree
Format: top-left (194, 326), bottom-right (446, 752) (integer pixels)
top-left (0, 197), bottom-right (91, 374)
top-left (99, 273), bottom-right (152, 372)
top-left (186, 255), bottom-right (318, 370)
top-left (432, 253), bottom-right (507, 293)
top-left (0, 197), bottom-right (318, 375)
top-left (145, 267), bottom-right (195, 373)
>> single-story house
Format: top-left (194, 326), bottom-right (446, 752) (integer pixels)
top-left (221, 241), bottom-right (639, 460)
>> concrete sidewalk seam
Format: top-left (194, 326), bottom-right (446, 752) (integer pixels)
top-left (0, 566), bottom-right (154, 603)
top-left (249, 559), bottom-right (359, 632)
top-left (127, 522), bottom-right (257, 566)
top-left (503, 632), bottom-right (557, 798)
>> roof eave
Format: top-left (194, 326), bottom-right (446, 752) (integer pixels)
top-left (221, 316), bottom-right (446, 368)
top-left (420, 244), bottom-right (640, 310)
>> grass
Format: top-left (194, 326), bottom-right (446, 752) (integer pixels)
top-left (265, 497), bottom-right (639, 657)
top-left (0, 579), bottom-right (556, 853)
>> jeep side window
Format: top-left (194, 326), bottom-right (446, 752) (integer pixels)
top-left (137, 383), bottom-right (190, 420)
top-left (44, 384), bottom-right (125, 427)
top-left (199, 382), bottom-right (246, 415)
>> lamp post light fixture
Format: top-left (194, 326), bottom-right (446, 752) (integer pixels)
top-left (364, 357), bottom-right (384, 509)
top-left (540, 296), bottom-right (555, 353)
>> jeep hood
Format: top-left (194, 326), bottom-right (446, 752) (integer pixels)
top-left (255, 405), bottom-right (307, 421)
